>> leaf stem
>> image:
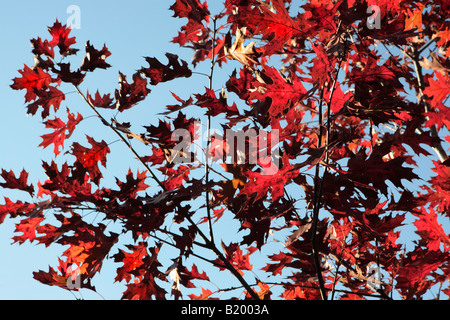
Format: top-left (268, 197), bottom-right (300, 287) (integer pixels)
top-left (74, 85), bottom-right (166, 190)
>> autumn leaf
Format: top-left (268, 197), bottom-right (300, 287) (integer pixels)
top-left (240, 154), bottom-right (299, 201)
top-left (10, 65), bottom-right (52, 102)
top-left (33, 259), bottom-right (75, 290)
top-left (188, 287), bottom-right (216, 300)
top-left (12, 213), bottom-right (45, 244)
top-left (219, 241), bottom-right (255, 274)
top-left (396, 248), bottom-right (449, 299)
top-left (33, 258), bottom-right (95, 291)
top-left (194, 87), bottom-right (239, 117)
top-left (86, 90), bottom-right (115, 109)
top-left (114, 72), bottom-right (151, 111)
top-left (70, 135), bottom-right (110, 185)
top-left (0, 169), bottom-right (35, 196)
top-left (170, 0), bottom-right (210, 47)
top-left (114, 242), bottom-right (148, 283)
top-left (80, 41), bottom-right (111, 72)
top-left (140, 53), bottom-right (192, 85)
top-left (413, 207), bottom-right (450, 251)
top-left (30, 37), bottom-right (54, 58)
top-left (0, 198), bottom-right (38, 224)
top-left (54, 62), bottom-right (85, 86)
top-left (424, 72), bottom-right (450, 107)
top-left (48, 19), bottom-right (77, 56)
top-left (115, 169), bottom-right (150, 200)
top-left (249, 65), bottom-right (308, 120)
top-left (39, 109), bottom-right (83, 155)
top-left (224, 28), bottom-right (260, 66)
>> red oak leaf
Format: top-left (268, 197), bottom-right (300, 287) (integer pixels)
top-left (80, 41), bottom-right (111, 72)
top-left (120, 245), bottom-right (166, 300)
top-left (0, 198), bottom-right (38, 224)
top-left (162, 92), bottom-right (194, 114)
top-left (262, 252), bottom-right (293, 276)
top-left (413, 207), bottom-right (450, 251)
top-left (30, 37), bottom-right (54, 58)
top-left (10, 65), bottom-right (52, 102)
top-left (229, 0), bottom-right (314, 56)
top-left (425, 103), bottom-right (450, 131)
top-left (86, 90), bottom-right (114, 109)
top-left (249, 65), bottom-right (308, 120)
top-left (219, 241), bottom-right (255, 274)
top-left (115, 169), bottom-right (150, 200)
top-left (159, 165), bottom-right (193, 191)
top-left (114, 242), bottom-right (148, 283)
top-left (419, 160), bottom-right (450, 215)
top-left (240, 154), bottom-right (299, 201)
top-left (70, 135), bottom-right (110, 185)
top-left (114, 72), bottom-right (151, 111)
top-left (25, 86), bottom-right (66, 119)
top-left (0, 169), bottom-right (35, 196)
top-left (170, 0), bottom-right (210, 47)
top-left (194, 87), bottom-right (239, 117)
top-left (140, 53), bottom-right (192, 85)
top-left (12, 213), bottom-right (45, 244)
top-left (48, 20), bottom-right (77, 56)
top-left (188, 287), bottom-right (216, 300)
top-left (33, 258), bottom-right (75, 290)
top-left (53, 63), bottom-right (85, 86)
top-left (309, 43), bottom-right (332, 87)
top-left (57, 216), bottom-right (119, 278)
top-left (350, 55), bottom-right (396, 83)
top-left (424, 72), bottom-right (450, 107)
top-left (396, 248), bottom-right (449, 299)
top-left (33, 258), bottom-right (95, 291)
top-left (40, 109), bottom-right (83, 155)
top-left (170, 0), bottom-right (209, 22)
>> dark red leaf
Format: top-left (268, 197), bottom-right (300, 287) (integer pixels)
top-left (0, 169), bottom-right (35, 196)
top-left (80, 41), bottom-right (111, 72)
top-left (114, 72), bottom-right (151, 111)
top-left (140, 53), bottom-right (192, 85)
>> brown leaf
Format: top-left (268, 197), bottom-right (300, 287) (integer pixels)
top-left (419, 52), bottom-right (449, 76)
top-left (285, 219), bottom-right (312, 247)
top-left (224, 28), bottom-right (260, 66)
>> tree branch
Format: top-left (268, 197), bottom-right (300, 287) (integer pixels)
top-left (204, 17), bottom-right (217, 245)
top-left (75, 46), bottom-right (261, 301)
top-left (410, 45), bottom-right (448, 162)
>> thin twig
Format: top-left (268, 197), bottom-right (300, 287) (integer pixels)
top-left (310, 85), bottom-right (328, 300)
top-left (310, 20), bottom-right (345, 301)
top-left (74, 85), bottom-right (166, 190)
top-left (204, 17), bottom-right (217, 245)
top-left (410, 45), bottom-right (448, 162)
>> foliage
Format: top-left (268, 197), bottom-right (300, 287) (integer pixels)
top-left (3, 0), bottom-right (450, 300)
